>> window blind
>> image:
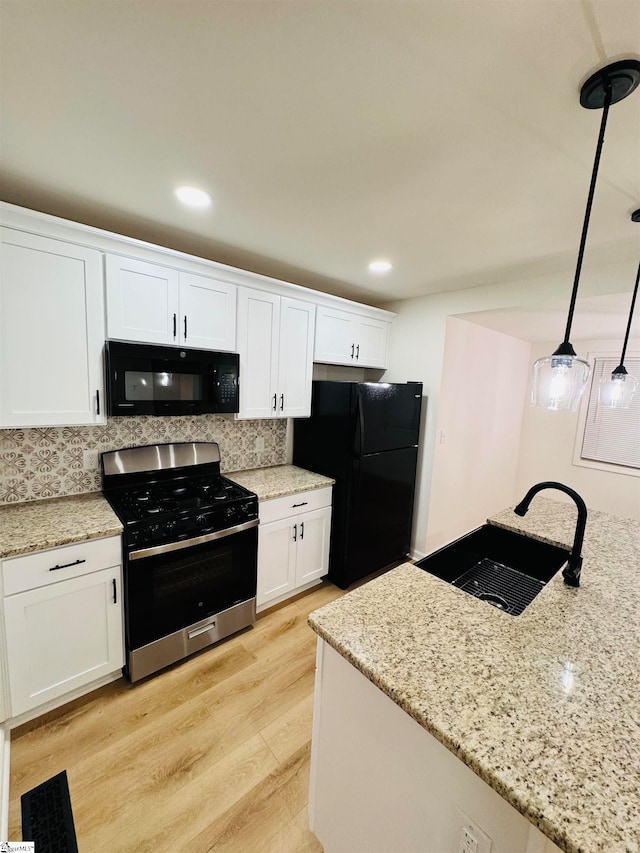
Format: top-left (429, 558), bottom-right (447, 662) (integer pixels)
top-left (581, 357), bottom-right (640, 470)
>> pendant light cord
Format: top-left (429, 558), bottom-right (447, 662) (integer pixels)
top-left (563, 80), bottom-right (613, 346)
top-left (616, 259), bottom-right (640, 371)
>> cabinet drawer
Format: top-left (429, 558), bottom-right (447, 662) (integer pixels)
top-left (259, 487), bottom-right (332, 525)
top-left (3, 536), bottom-right (122, 596)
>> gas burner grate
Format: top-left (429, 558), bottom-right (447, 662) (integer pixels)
top-left (453, 558), bottom-right (545, 616)
top-left (21, 770), bottom-right (78, 853)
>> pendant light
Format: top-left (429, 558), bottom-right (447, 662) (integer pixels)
top-left (531, 60), bottom-right (640, 411)
top-left (598, 210), bottom-right (640, 409)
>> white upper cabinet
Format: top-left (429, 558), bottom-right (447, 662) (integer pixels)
top-left (0, 228), bottom-right (106, 427)
top-left (237, 288), bottom-right (315, 419)
top-left (106, 255), bottom-right (236, 351)
top-left (106, 255), bottom-right (179, 345)
top-left (314, 306), bottom-right (390, 369)
top-left (178, 271), bottom-right (236, 351)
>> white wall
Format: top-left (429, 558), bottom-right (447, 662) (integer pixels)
top-left (424, 317), bottom-right (531, 556)
top-left (515, 338), bottom-right (640, 521)
top-left (384, 254), bottom-right (637, 556)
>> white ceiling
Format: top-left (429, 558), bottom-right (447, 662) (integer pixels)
top-left (0, 0), bottom-right (639, 309)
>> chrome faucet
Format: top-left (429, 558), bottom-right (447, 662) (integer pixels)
top-left (513, 481), bottom-right (587, 587)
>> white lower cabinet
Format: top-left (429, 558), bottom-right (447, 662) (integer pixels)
top-left (257, 488), bottom-right (332, 611)
top-left (2, 536), bottom-right (124, 718)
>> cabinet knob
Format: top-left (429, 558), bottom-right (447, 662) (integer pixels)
top-left (356, 343), bottom-right (360, 360)
top-left (173, 313), bottom-right (177, 338)
top-left (351, 343), bottom-right (354, 359)
top-left (293, 523), bottom-right (297, 542)
top-left (184, 315), bottom-right (188, 340)
top-left (272, 394), bottom-right (277, 412)
top-left (280, 394), bottom-right (284, 412)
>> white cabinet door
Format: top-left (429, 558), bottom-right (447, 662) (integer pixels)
top-left (4, 567), bottom-right (124, 716)
top-left (237, 287), bottom-right (280, 418)
top-left (178, 272), bottom-right (236, 351)
top-left (106, 255), bottom-right (179, 345)
top-left (0, 228), bottom-right (106, 427)
top-left (314, 306), bottom-right (356, 365)
top-left (355, 316), bottom-right (389, 368)
top-left (314, 305), bottom-right (390, 368)
top-left (257, 517), bottom-right (297, 608)
top-left (296, 506), bottom-right (331, 586)
top-left (278, 297), bottom-right (315, 418)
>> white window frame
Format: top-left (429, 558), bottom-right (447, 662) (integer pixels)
top-left (572, 349), bottom-right (640, 478)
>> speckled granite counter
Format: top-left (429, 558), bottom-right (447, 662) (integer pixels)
top-left (229, 464), bottom-right (334, 501)
top-left (0, 493), bottom-right (122, 559)
top-left (309, 497), bottom-right (640, 853)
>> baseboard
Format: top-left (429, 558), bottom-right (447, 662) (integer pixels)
top-left (7, 670), bottom-right (123, 732)
top-left (0, 725), bottom-right (10, 840)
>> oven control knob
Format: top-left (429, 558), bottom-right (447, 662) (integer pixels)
top-left (196, 514), bottom-right (207, 526)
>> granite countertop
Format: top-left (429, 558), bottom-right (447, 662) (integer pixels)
top-left (0, 493), bottom-right (123, 559)
top-left (229, 464), bottom-right (334, 501)
top-left (308, 497), bottom-right (640, 853)
top-left (0, 465), bottom-right (332, 559)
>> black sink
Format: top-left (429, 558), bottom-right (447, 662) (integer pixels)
top-left (415, 524), bottom-right (570, 615)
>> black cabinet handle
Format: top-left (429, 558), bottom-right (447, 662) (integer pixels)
top-left (184, 315), bottom-right (188, 340)
top-left (292, 501), bottom-right (308, 508)
top-left (173, 313), bottom-right (177, 337)
top-left (356, 344), bottom-right (360, 360)
top-left (300, 522), bottom-right (304, 540)
top-left (49, 558), bottom-right (86, 572)
top-left (293, 523), bottom-right (297, 542)
top-left (280, 394), bottom-right (284, 412)
top-left (272, 394), bottom-right (277, 411)
top-left (96, 389), bottom-right (100, 415)
top-left (112, 578), bottom-right (117, 604)
top-left (351, 343), bottom-right (354, 359)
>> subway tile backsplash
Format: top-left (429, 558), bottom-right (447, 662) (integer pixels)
top-left (0, 416), bottom-right (288, 505)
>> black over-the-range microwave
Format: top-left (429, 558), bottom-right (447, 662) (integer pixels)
top-left (105, 341), bottom-right (240, 416)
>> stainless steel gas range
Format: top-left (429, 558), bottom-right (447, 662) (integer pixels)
top-left (101, 442), bottom-right (258, 682)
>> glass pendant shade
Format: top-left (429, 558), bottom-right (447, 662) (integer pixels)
top-left (531, 350), bottom-right (591, 411)
top-left (529, 60), bottom-right (640, 412)
top-left (598, 369), bottom-right (639, 409)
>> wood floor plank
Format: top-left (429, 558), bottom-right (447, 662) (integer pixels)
top-left (256, 805), bottom-right (324, 853)
top-left (8, 581), bottom-right (348, 850)
top-left (260, 693), bottom-right (315, 764)
top-left (189, 743), bottom-right (313, 852)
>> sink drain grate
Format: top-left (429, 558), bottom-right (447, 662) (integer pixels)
top-left (453, 557), bottom-right (545, 616)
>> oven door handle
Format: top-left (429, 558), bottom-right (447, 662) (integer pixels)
top-left (129, 518), bottom-right (259, 561)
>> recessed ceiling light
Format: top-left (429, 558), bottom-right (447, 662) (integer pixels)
top-left (174, 186), bottom-right (213, 209)
top-left (368, 259), bottom-right (392, 274)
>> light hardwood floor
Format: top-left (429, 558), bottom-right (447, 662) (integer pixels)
top-left (9, 581), bottom-right (345, 852)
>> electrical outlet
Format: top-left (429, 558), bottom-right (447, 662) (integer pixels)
top-left (83, 450), bottom-right (99, 469)
top-left (254, 436), bottom-right (265, 452)
top-left (457, 810), bottom-right (492, 853)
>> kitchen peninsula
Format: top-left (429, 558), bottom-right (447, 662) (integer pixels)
top-left (308, 498), bottom-right (640, 853)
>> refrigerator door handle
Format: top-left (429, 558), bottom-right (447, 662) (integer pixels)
top-left (354, 392), bottom-right (365, 456)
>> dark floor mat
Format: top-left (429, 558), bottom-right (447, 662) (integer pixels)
top-left (21, 769), bottom-right (78, 853)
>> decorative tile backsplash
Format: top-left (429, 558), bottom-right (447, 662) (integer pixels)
top-left (0, 416), bottom-right (288, 505)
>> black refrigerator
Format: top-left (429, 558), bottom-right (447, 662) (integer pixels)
top-left (293, 380), bottom-right (423, 589)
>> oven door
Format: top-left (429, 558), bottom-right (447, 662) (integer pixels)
top-left (125, 521), bottom-right (258, 656)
